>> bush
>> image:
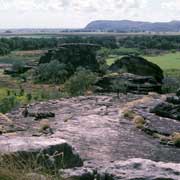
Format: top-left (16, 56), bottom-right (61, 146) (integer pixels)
top-left (12, 61), bottom-right (26, 74)
top-left (162, 76), bottom-right (180, 93)
top-left (162, 69), bottom-right (180, 93)
top-left (0, 95), bottom-right (19, 113)
top-left (111, 79), bottom-right (129, 97)
top-left (64, 68), bottom-right (97, 96)
top-left (34, 60), bottom-right (68, 84)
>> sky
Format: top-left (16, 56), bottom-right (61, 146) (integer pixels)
top-left (0, 0), bottom-right (180, 28)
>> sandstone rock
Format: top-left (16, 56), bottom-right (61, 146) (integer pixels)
top-left (96, 73), bottom-right (162, 94)
top-left (29, 111), bottom-right (55, 120)
top-left (0, 137), bottom-right (83, 169)
top-left (99, 158), bottom-right (180, 180)
top-left (63, 158), bottom-right (180, 180)
top-left (151, 100), bottom-right (180, 121)
top-left (167, 96), bottom-right (180, 104)
top-left (5, 95), bottom-right (180, 165)
top-left (109, 55), bottom-right (164, 83)
top-left (26, 173), bottom-right (47, 180)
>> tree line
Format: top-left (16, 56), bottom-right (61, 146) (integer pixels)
top-left (1, 35), bottom-right (180, 56)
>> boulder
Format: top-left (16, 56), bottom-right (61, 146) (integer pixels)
top-left (96, 73), bottom-right (162, 94)
top-left (109, 55), bottom-right (164, 83)
top-left (151, 92), bottom-right (180, 121)
top-left (0, 137), bottom-right (83, 169)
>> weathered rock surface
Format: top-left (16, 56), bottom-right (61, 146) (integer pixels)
top-left (1, 94), bottom-right (180, 179)
top-left (63, 158), bottom-right (180, 180)
top-left (4, 95), bottom-right (180, 163)
top-left (96, 73), bottom-right (162, 94)
top-left (109, 55), bottom-right (164, 83)
top-left (151, 89), bottom-right (180, 121)
top-left (0, 137), bottom-right (83, 169)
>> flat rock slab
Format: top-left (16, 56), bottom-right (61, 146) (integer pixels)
top-left (63, 158), bottom-right (180, 180)
top-left (0, 136), bottom-right (83, 169)
top-left (4, 95), bottom-right (180, 168)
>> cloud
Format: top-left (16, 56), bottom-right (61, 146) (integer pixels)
top-left (0, 0), bottom-right (147, 13)
top-left (0, 0), bottom-right (179, 28)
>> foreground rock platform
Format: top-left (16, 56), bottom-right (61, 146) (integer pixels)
top-left (4, 94), bottom-right (180, 163)
top-left (1, 94), bottom-right (180, 179)
top-left (63, 158), bottom-right (180, 180)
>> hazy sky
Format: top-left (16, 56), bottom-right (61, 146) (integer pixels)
top-left (0, 0), bottom-right (180, 28)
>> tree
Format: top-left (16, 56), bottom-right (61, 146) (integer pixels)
top-left (34, 60), bottom-right (68, 84)
top-left (111, 79), bottom-right (129, 98)
top-left (64, 68), bottom-right (97, 96)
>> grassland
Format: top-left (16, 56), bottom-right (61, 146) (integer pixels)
top-left (107, 52), bottom-right (180, 70)
top-left (0, 50), bottom-right (45, 64)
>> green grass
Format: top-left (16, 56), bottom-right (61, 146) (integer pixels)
top-left (107, 52), bottom-right (180, 70)
top-left (0, 51), bottom-right (41, 64)
top-left (144, 52), bottom-right (180, 70)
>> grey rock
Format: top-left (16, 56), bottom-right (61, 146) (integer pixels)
top-left (100, 158), bottom-right (180, 180)
top-left (96, 73), bottom-right (162, 94)
top-left (0, 137), bottom-right (83, 169)
top-left (109, 55), bottom-right (164, 83)
top-left (63, 158), bottom-right (180, 180)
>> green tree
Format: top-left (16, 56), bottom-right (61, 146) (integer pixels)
top-left (34, 60), bottom-right (68, 83)
top-left (64, 68), bottom-right (97, 96)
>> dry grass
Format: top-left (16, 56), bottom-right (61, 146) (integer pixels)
top-left (0, 153), bottom-right (63, 180)
top-left (133, 115), bottom-right (146, 129)
top-left (39, 119), bottom-right (50, 131)
top-left (171, 132), bottom-right (180, 147)
top-left (122, 108), bottom-right (136, 119)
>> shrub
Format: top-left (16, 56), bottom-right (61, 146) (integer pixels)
top-left (34, 60), bottom-right (68, 84)
top-left (111, 79), bottom-right (129, 98)
top-left (12, 61), bottom-right (26, 74)
top-left (64, 68), bottom-right (97, 96)
top-left (0, 95), bottom-right (19, 113)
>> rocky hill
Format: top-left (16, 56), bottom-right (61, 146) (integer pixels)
top-left (85, 20), bottom-right (180, 32)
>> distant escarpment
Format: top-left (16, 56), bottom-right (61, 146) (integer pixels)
top-left (85, 20), bottom-right (180, 32)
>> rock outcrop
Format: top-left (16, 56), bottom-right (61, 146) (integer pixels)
top-left (39, 43), bottom-right (102, 74)
top-left (1, 94), bottom-right (180, 179)
top-left (0, 137), bottom-right (83, 169)
top-left (96, 73), bottom-right (162, 94)
top-left (109, 56), bottom-right (164, 83)
top-left (151, 89), bottom-right (180, 121)
top-left (96, 56), bottom-right (164, 94)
